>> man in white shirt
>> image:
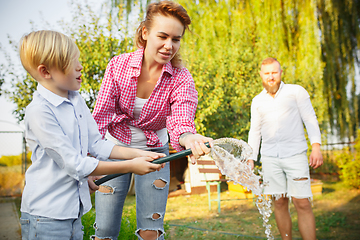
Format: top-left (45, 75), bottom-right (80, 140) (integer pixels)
top-left (248, 57), bottom-right (323, 240)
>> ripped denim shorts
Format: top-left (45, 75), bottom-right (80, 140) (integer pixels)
top-left (261, 152), bottom-right (312, 200)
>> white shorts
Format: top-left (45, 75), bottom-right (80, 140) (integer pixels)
top-left (261, 152), bottom-right (312, 200)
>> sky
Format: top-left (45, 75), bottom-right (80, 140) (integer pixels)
top-left (0, 0), bottom-right (101, 156)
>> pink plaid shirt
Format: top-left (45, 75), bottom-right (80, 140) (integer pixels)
top-left (92, 48), bottom-right (198, 152)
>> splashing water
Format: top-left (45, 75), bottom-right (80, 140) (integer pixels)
top-left (210, 138), bottom-right (274, 240)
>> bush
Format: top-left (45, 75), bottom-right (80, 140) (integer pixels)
top-left (0, 152), bottom-right (31, 167)
top-left (0, 165), bottom-right (24, 196)
top-left (0, 155), bottom-right (22, 166)
top-left (312, 150), bottom-right (339, 174)
top-left (335, 130), bottom-right (360, 188)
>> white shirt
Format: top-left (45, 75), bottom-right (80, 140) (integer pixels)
top-left (21, 84), bottom-right (115, 219)
top-left (106, 97), bottom-right (168, 149)
top-left (248, 82), bottom-right (321, 160)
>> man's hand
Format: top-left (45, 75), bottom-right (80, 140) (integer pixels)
top-left (309, 143), bottom-right (323, 169)
top-left (247, 159), bottom-right (255, 170)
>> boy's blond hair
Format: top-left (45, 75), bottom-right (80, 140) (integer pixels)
top-left (20, 30), bottom-right (79, 79)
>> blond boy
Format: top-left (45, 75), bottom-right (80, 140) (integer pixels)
top-left (19, 30), bottom-right (164, 240)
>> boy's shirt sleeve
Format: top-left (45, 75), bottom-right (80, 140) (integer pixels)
top-left (26, 89), bottom-right (114, 181)
top-left (83, 98), bottom-right (115, 159)
top-left (22, 88), bottom-right (114, 219)
top-left (26, 103), bottom-right (98, 180)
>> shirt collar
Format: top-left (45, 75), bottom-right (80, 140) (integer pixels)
top-left (130, 48), bottom-right (174, 77)
top-left (37, 84), bottom-right (78, 107)
top-left (275, 81), bottom-right (284, 97)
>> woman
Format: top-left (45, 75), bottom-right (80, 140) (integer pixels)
top-left (92, 1), bottom-right (212, 239)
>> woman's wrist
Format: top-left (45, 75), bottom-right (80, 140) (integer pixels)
top-left (179, 132), bottom-right (193, 147)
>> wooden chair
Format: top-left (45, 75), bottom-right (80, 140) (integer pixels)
top-left (197, 159), bottom-right (227, 213)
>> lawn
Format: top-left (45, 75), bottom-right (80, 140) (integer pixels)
top-left (79, 180), bottom-right (359, 239)
top-left (5, 179), bottom-right (360, 239)
top-left (164, 181), bottom-right (360, 239)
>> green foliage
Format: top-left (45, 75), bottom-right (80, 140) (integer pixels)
top-left (338, 155), bottom-right (360, 188)
top-left (64, 3), bottom-right (136, 110)
top-left (0, 43), bottom-right (17, 97)
top-left (315, 212), bottom-right (346, 232)
top-left (82, 203), bottom-right (142, 239)
top-left (81, 208), bottom-right (96, 238)
top-left (179, 0), bottom-right (325, 140)
top-left (0, 64), bottom-right (5, 96)
top-left (0, 152), bottom-right (31, 167)
top-left (5, 2), bottom-right (137, 120)
top-left (312, 153), bottom-right (339, 174)
top-left (0, 165), bottom-right (24, 197)
top-left (0, 155), bottom-right (21, 166)
top-left (118, 207), bottom-right (138, 239)
top-left (8, 73), bottom-right (37, 121)
top-left (317, 0), bottom-right (360, 139)
top-left (334, 130), bottom-right (360, 188)
top-left (2, 0), bottom-right (360, 142)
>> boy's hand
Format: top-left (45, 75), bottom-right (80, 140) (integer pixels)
top-left (88, 176), bottom-right (102, 194)
top-left (130, 157), bottom-right (164, 175)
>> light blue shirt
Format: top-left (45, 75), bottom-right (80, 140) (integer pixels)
top-left (248, 82), bottom-right (321, 160)
top-left (21, 84), bottom-right (115, 219)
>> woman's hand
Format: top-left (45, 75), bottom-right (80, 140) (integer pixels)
top-left (179, 132), bottom-right (213, 164)
top-left (135, 149), bottom-right (166, 159)
top-left (110, 146), bottom-right (166, 160)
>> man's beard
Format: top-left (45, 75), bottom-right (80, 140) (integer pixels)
top-left (263, 81), bottom-right (280, 95)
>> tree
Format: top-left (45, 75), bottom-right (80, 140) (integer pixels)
top-left (0, 46), bottom-right (19, 97)
top-left (0, 64), bottom-right (5, 96)
top-left (5, 2), bottom-right (139, 120)
top-left (3, 0), bottom-right (360, 143)
top-left (317, 0), bottom-right (360, 140)
top-left (179, 0), bottom-right (326, 140)
top-left (178, 0), bottom-right (360, 141)
top-left (65, 3), bottom-right (137, 110)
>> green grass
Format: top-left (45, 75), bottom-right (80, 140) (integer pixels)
top-left (80, 194), bottom-right (140, 240)
top-left (78, 180), bottom-right (360, 239)
top-left (163, 181), bottom-right (360, 239)
top-left (6, 180), bottom-right (360, 239)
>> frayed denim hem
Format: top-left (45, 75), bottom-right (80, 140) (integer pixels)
top-left (135, 228), bottom-right (165, 240)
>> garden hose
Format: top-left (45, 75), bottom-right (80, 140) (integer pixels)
top-left (94, 142), bottom-right (210, 186)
